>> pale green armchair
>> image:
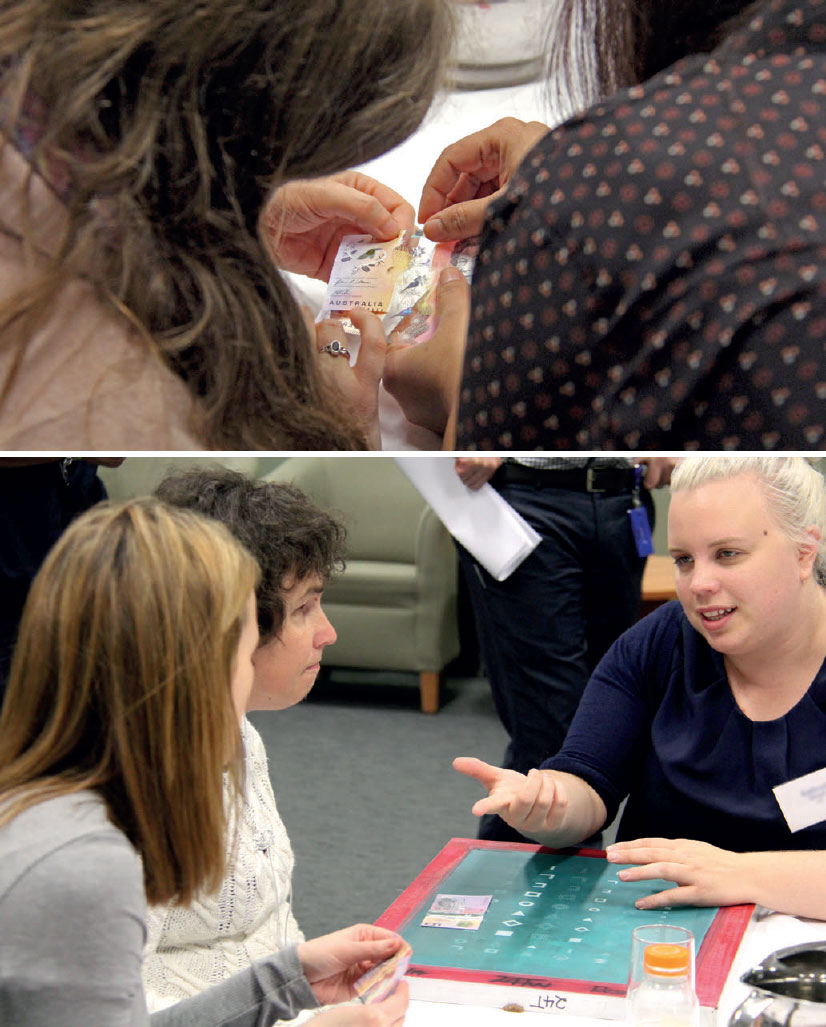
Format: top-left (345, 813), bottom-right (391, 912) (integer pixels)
top-left (263, 457), bottom-right (459, 713)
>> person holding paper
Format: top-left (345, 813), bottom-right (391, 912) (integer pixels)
top-left (384, 0), bottom-right (826, 451)
top-left (0, 497), bottom-right (410, 1025)
top-left (453, 456), bottom-right (667, 842)
top-left (144, 468), bottom-right (341, 1019)
top-left (0, 0), bottom-right (452, 451)
top-left (456, 456), bottom-right (826, 920)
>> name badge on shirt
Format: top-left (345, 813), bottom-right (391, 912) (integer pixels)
top-left (773, 766), bottom-right (826, 832)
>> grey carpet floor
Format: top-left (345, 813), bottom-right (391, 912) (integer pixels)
top-left (249, 670), bottom-right (509, 939)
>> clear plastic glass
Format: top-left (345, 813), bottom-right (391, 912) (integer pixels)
top-left (628, 925), bottom-right (696, 1007)
top-left (628, 942), bottom-right (700, 1027)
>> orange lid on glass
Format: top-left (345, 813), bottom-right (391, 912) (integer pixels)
top-left (643, 943), bottom-right (691, 976)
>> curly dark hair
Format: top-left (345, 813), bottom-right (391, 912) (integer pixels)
top-left (154, 467), bottom-right (346, 640)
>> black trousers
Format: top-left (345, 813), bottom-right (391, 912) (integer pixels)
top-left (0, 462), bottom-right (106, 701)
top-left (456, 477), bottom-right (651, 842)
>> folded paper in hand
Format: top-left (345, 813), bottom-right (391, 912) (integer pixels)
top-left (394, 458), bottom-right (541, 582)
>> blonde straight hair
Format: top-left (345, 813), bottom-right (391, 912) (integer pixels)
top-left (0, 499), bottom-right (259, 904)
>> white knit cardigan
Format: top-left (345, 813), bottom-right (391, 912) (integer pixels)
top-left (142, 718), bottom-right (311, 1022)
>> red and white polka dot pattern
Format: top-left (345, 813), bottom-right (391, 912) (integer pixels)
top-left (458, 0), bottom-right (826, 450)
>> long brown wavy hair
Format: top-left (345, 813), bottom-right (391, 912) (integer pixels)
top-left (0, 0), bottom-right (454, 449)
top-left (0, 499), bottom-right (259, 905)
top-left (544, 0), bottom-right (759, 120)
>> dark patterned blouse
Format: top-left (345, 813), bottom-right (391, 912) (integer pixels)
top-left (457, 0), bottom-right (826, 450)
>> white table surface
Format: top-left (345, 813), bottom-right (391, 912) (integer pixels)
top-left (289, 79), bottom-right (559, 451)
top-left (402, 908), bottom-right (826, 1025)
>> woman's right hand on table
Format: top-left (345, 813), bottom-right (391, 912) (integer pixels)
top-left (419, 117), bottom-right (550, 242)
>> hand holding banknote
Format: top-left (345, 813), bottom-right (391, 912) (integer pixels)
top-left (314, 309), bottom-right (386, 449)
top-left (263, 172), bottom-right (416, 281)
top-left (297, 925), bottom-right (409, 1001)
top-left (306, 984), bottom-right (409, 1026)
top-left (419, 117), bottom-right (549, 242)
top-left (383, 265), bottom-right (470, 443)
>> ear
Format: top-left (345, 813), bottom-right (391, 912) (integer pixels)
top-left (798, 525), bottom-right (821, 581)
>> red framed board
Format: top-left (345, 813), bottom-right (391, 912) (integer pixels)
top-left (376, 839), bottom-right (753, 1020)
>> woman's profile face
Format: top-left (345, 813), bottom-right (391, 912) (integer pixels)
top-left (667, 474), bottom-right (812, 658)
top-left (246, 573), bottom-right (337, 712)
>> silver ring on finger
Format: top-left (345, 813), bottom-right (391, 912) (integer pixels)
top-left (320, 339), bottom-right (351, 359)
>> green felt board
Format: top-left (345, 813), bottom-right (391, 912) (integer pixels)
top-left (401, 849), bottom-right (716, 983)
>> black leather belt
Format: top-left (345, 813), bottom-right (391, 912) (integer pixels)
top-left (493, 463), bottom-right (636, 493)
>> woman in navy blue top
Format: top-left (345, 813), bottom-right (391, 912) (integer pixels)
top-left (455, 456), bottom-right (826, 918)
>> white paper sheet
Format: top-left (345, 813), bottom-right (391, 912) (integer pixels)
top-left (394, 457), bottom-right (541, 581)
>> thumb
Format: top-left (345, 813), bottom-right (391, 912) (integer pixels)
top-left (453, 756), bottom-right (502, 791)
top-left (349, 308), bottom-right (387, 385)
top-left (306, 935), bottom-right (400, 983)
top-left (435, 265), bottom-right (471, 334)
top-left (422, 197), bottom-right (491, 241)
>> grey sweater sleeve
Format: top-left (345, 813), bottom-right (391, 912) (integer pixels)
top-left (0, 826), bottom-right (150, 1027)
top-left (0, 802), bottom-right (319, 1027)
top-left (152, 949), bottom-right (320, 1027)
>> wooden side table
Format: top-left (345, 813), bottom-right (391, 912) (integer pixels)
top-left (640, 554), bottom-right (678, 617)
